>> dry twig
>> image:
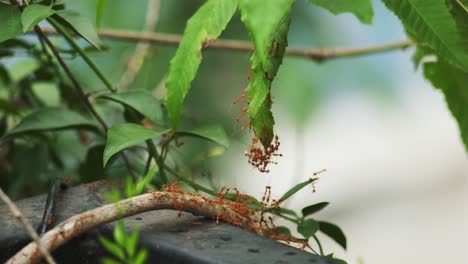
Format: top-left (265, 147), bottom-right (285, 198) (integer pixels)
top-left (0, 188), bottom-right (56, 264)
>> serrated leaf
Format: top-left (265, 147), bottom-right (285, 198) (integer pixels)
top-left (297, 219), bottom-right (319, 239)
top-left (103, 123), bottom-right (166, 166)
top-left (306, 0), bottom-right (373, 25)
top-left (278, 178), bottom-right (318, 203)
top-left (98, 236), bottom-right (126, 260)
top-left (21, 4), bottom-right (55, 32)
top-left (4, 107), bottom-right (97, 138)
top-left (318, 221), bottom-right (347, 250)
top-left (0, 3), bottom-right (22, 43)
top-left (133, 250), bottom-right (148, 264)
top-left (165, 0), bottom-right (238, 128)
top-left (301, 202), bottom-right (329, 217)
top-left (55, 10), bottom-right (103, 48)
top-left (423, 60), bottom-right (468, 151)
top-left (176, 124), bottom-right (229, 147)
top-left (382, 0), bottom-right (468, 72)
top-left (239, 0), bottom-right (294, 147)
top-left (97, 91), bottom-right (164, 125)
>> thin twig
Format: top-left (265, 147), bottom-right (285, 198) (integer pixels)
top-left (33, 25), bottom-right (138, 180)
top-left (119, 0), bottom-right (161, 90)
top-left (7, 191), bottom-right (253, 264)
top-left (37, 177), bottom-right (61, 235)
top-left (0, 187), bottom-right (56, 264)
top-left (39, 27), bottom-right (415, 61)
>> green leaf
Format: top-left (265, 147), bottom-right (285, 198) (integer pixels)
top-left (306, 0), bottom-right (373, 25)
top-left (31, 82), bottom-right (60, 106)
top-left (102, 258), bottom-right (121, 264)
top-left (10, 60), bottom-right (40, 82)
top-left (301, 202), bottom-right (329, 217)
top-left (423, 60), bottom-right (468, 151)
top-left (165, 0), bottom-right (238, 128)
top-left (21, 4), bottom-right (55, 32)
top-left (381, 0), bottom-right (468, 72)
top-left (133, 249), bottom-right (148, 264)
top-left (239, 0), bottom-right (294, 147)
top-left (55, 10), bottom-right (103, 48)
top-left (5, 107), bottom-right (97, 138)
top-left (103, 123), bottom-right (166, 166)
top-left (446, 0), bottom-right (468, 50)
top-left (329, 258), bottom-right (348, 264)
top-left (96, 0), bottom-right (107, 28)
top-left (0, 3), bottom-right (22, 43)
top-left (114, 220), bottom-right (126, 245)
top-left (126, 227), bottom-right (140, 257)
top-left (277, 178), bottom-right (319, 203)
top-left (268, 207), bottom-right (298, 218)
top-left (97, 91), bottom-right (164, 125)
top-left (274, 226), bottom-right (292, 237)
top-left (318, 221), bottom-right (347, 250)
top-left (453, 0), bottom-right (468, 12)
top-left (297, 219), bottom-right (319, 239)
top-left (98, 236), bottom-right (126, 260)
top-left (176, 124), bottom-right (229, 147)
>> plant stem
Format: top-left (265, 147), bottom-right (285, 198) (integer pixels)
top-left (312, 235), bottom-right (324, 256)
top-left (47, 17), bottom-right (115, 92)
top-left (39, 27), bottom-right (415, 62)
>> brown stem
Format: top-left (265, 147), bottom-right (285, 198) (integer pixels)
top-left (39, 27), bottom-right (414, 61)
top-left (7, 191), bottom-right (252, 264)
top-left (0, 188), bottom-right (56, 264)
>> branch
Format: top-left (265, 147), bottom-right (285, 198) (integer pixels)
top-left (0, 188), bottom-right (56, 264)
top-left (39, 27), bottom-right (415, 61)
top-left (7, 191), bottom-right (255, 264)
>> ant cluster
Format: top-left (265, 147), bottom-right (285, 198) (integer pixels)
top-left (245, 135), bottom-right (282, 173)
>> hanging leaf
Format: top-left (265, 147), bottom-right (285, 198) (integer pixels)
top-left (165, 0), bottom-right (238, 128)
top-left (55, 10), bottom-right (103, 48)
top-left (176, 124), bottom-right (229, 147)
top-left (97, 91), bottom-right (164, 125)
top-left (21, 4), bottom-right (55, 32)
top-left (423, 60), bottom-right (468, 151)
top-left (382, 0), bottom-right (468, 72)
top-left (297, 219), bottom-right (319, 239)
top-left (306, 0), bottom-right (373, 25)
top-left (277, 177), bottom-right (318, 203)
top-left (98, 236), bottom-right (125, 260)
top-left (239, 0), bottom-right (294, 147)
top-left (0, 3), bottom-right (22, 43)
top-left (302, 202), bottom-right (329, 217)
top-left (103, 123), bottom-right (166, 166)
top-left (318, 221), bottom-right (347, 250)
top-left (4, 107), bottom-right (97, 138)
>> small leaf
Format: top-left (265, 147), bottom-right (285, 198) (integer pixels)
top-left (318, 221), bottom-right (347, 250)
top-left (114, 220), bottom-right (126, 245)
top-left (165, 0), bottom-right (238, 128)
top-left (301, 202), bottom-right (329, 217)
top-left (98, 236), bottom-right (125, 260)
top-left (297, 219), bottom-right (319, 239)
top-left (21, 4), bottom-right (55, 32)
top-left (274, 226), bottom-right (292, 237)
top-left (97, 91), bottom-right (164, 125)
top-left (133, 249), bottom-right (148, 264)
top-left (0, 3), bottom-right (22, 43)
top-left (268, 207), bottom-right (298, 218)
top-left (126, 227), bottom-right (140, 257)
top-left (55, 10), bottom-right (103, 48)
top-left (305, 0), bottom-right (373, 25)
top-left (176, 124), bottom-right (229, 147)
top-left (103, 123), bottom-right (166, 166)
top-left (278, 178), bottom-right (319, 203)
top-left (5, 107), bottom-right (97, 138)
